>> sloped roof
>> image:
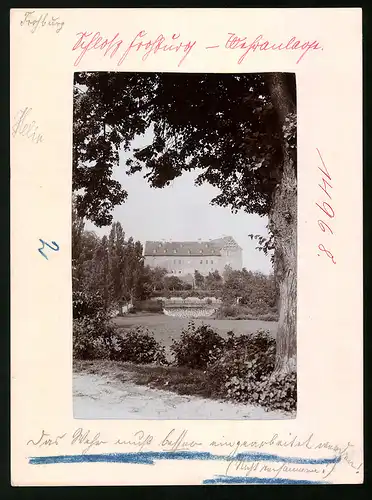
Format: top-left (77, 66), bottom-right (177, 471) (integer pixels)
top-left (144, 236), bottom-right (240, 256)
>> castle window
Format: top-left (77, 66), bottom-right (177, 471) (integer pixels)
top-left (199, 250), bottom-right (203, 254)
top-left (211, 260), bottom-right (213, 264)
top-left (188, 249), bottom-right (191, 254)
top-left (179, 259), bottom-right (181, 264)
top-left (173, 249), bottom-right (177, 253)
top-left (174, 259), bottom-right (176, 264)
top-left (179, 271), bottom-right (181, 274)
top-left (200, 260), bottom-right (203, 264)
top-left (153, 249), bottom-right (156, 253)
top-left (206, 260), bottom-right (208, 264)
top-left (164, 249), bottom-right (166, 253)
top-left (158, 243), bottom-right (162, 248)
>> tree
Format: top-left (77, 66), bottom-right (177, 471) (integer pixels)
top-left (164, 276), bottom-right (184, 292)
top-left (88, 235), bottom-right (110, 309)
top-left (204, 270), bottom-right (223, 290)
top-left (222, 269), bottom-right (278, 313)
top-left (108, 222), bottom-right (127, 303)
top-left (194, 270), bottom-right (205, 289)
top-left (150, 266), bottom-right (168, 291)
top-left (73, 72), bottom-right (297, 374)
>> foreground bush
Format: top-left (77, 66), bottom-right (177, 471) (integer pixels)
top-left (170, 322), bottom-right (225, 368)
top-left (206, 330), bottom-right (275, 393)
top-left (111, 327), bottom-right (167, 365)
top-left (73, 315), bottom-right (117, 360)
top-left (206, 330), bottom-right (296, 412)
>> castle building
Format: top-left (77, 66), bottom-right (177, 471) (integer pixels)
top-left (143, 236), bottom-right (243, 277)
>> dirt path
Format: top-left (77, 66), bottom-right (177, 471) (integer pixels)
top-left (73, 371), bottom-right (292, 420)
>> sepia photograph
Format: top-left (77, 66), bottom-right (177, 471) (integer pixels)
top-left (72, 71), bottom-right (297, 420)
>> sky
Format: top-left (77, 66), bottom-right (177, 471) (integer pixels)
top-left (85, 134), bottom-right (273, 274)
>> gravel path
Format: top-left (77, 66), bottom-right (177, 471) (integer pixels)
top-left (73, 372), bottom-right (292, 420)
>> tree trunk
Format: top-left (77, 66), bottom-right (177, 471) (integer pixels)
top-left (267, 73), bottom-right (297, 374)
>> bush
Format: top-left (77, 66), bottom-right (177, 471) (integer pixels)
top-left (252, 371), bottom-right (297, 412)
top-left (216, 304), bottom-right (240, 318)
top-left (73, 290), bottom-right (105, 320)
top-left (132, 300), bottom-right (163, 314)
top-left (171, 322), bottom-right (225, 369)
top-left (111, 326), bottom-right (167, 365)
top-left (206, 330), bottom-right (275, 394)
top-left (205, 329), bottom-right (296, 412)
top-left (73, 315), bottom-right (117, 360)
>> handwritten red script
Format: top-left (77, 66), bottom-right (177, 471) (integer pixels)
top-left (72, 30), bottom-right (196, 67)
top-left (72, 30), bottom-right (322, 67)
top-left (316, 149), bottom-right (336, 264)
top-left (223, 33), bottom-right (322, 64)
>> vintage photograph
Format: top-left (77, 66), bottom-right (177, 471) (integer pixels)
top-left (72, 72), bottom-right (297, 420)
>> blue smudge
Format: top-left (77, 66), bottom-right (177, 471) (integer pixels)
top-left (29, 450), bottom-right (340, 466)
top-left (203, 475), bottom-right (329, 485)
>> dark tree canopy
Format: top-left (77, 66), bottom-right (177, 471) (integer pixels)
top-left (73, 72), bottom-right (296, 227)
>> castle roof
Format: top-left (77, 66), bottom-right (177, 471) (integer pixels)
top-left (144, 236), bottom-right (241, 257)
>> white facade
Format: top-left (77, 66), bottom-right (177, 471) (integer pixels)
top-left (144, 237), bottom-right (243, 277)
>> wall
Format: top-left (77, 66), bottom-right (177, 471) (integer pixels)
top-left (144, 254), bottom-right (223, 276)
top-left (163, 306), bottom-right (217, 318)
top-left (144, 249), bottom-right (242, 276)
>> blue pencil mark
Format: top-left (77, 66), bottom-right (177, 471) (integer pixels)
top-left (38, 239), bottom-right (59, 260)
top-left (29, 450), bottom-right (341, 466)
top-left (203, 475), bottom-right (330, 485)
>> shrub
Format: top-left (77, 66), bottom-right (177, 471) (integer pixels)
top-left (252, 371), bottom-right (297, 412)
top-left (207, 330), bottom-right (276, 394)
top-left (73, 315), bottom-right (117, 360)
top-left (132, 299), bottom-right (163, 314)
top-left (206, 329), bottom-right (296, 412)
top-left (73, 290), bottom-right (105, 320)
top-left (216, 304), bottom-right (240, 318)
top-left (171, 322), bottom-right (225, 369)
top-left (111, 326), bottom-right (167, 365)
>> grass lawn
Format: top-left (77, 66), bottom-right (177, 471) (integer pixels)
top-left (112, 315), bottom-right (278, 350)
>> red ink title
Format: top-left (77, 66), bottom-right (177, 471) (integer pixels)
top-left (72, 30), bottom-right (196, 67)
top-left (316, 149), bottom-right (336, 264)
top-left (72, 30), bottom-right (322, 67)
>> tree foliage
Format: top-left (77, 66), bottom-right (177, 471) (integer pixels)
top-left (72, 210), bottom-right (149, 308)
top-left (222, 268), bottom-right (278, 310)
top-left (73, 72), bottom-right (296, 226)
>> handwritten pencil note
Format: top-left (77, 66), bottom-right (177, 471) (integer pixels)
top-left (10, 8), bottom-right (363, 487)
